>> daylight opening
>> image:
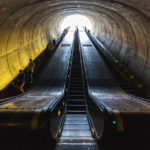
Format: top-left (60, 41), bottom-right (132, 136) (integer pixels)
top-left (61, 14), bottom-right (92, 31)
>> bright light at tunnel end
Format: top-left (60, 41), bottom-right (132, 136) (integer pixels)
top-left (61, 14), bottom-right (92, 31)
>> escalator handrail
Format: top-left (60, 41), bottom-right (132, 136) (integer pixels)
top-left (79, 42), bottom-right (107, 113)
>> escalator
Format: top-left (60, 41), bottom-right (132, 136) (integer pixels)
top-left (55, 31), bottom-right (99, 149)
top-left (85, 30), bottom-right (150, 100)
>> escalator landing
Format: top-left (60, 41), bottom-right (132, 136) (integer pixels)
top-left (60, 114), bottom-right (93, 141)
top-left (55, 114), bottom-right (98, 150)
top-left (55, 142), bottom-right (98, 150)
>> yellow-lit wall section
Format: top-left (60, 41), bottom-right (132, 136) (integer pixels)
top-left (0, 3), bottom-right (60, 91)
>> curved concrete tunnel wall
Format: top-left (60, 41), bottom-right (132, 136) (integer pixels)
top-left (0, 0), bottom-right (150, 91)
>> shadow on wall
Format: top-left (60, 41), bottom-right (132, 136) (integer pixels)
top-left (0, 30), bottom-right (67, 100)
top-left (97, 35), bottom-right (150, 88)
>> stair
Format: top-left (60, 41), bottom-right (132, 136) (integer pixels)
top-left (55, 31), bottom-right (99, 150)
top-left (60, 114), bottom-right (92, 140)
top-left (60, 31), bottom-right (91, 139)
top-left (66, 38), bottom-right (86, 115)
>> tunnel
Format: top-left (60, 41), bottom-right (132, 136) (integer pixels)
top-left (0, 0), bottom-right (150, 150)
top-left (0, 0), bottom-right (150, 91)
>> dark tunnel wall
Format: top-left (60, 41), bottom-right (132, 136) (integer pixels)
top-left (0, 0), bottom-right (150, 90)
top-left (94, 2), bottom-right (150, 87)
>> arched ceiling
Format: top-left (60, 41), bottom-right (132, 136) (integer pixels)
top-left (0, 0), bottom-right (150, 90)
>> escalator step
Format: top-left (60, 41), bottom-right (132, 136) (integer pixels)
top-left (71, 75), bottom-right (82, 78)
top-left (70, 81), bottom-right (83, 84)
top-left (63, 124), bottom-right (90, 130)
top-left (68, 101), bottom-right (85, 105)
top-left (67, 105), bottom-right (86, 110)
top-left (69, 84), bottom-right (83, 87)
top-left (65, 114), bottom-right (86, 119)
top-left (67, 99), bottom-right (85, 101)
top-left (69, 87), bottom-right (84, 90)
top-left (67, 110), bottom-right (86, 114)
top-left (71, 77), bottom-right (82, 79)
top-left (61, 129), bottom-right (92, 137)
top-left (70, 80), bottom-right (82, 82)
top-left (71, 69), bottom-right (81, 71)
top-left (70, 82), bottom-right (83, 85)
top-left (69, 91), bottom-right (84, 95)
top-left (68, 95), bottom-right (84, 99)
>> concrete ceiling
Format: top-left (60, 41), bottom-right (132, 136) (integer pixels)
top-left (0, 0), bottom-right (150, 90)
